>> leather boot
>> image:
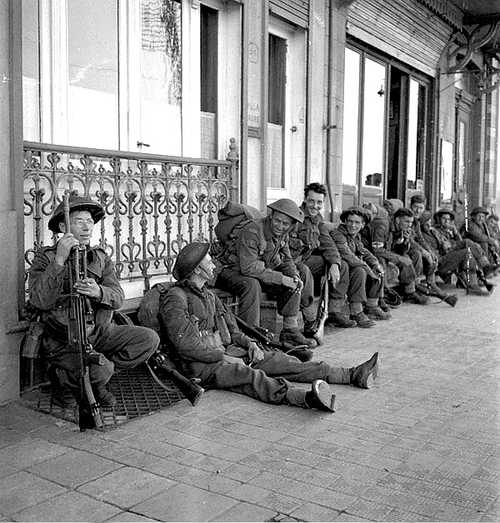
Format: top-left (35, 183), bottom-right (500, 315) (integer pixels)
top-left (280, 328), bottom-right (316, 348)
top-left (326, 311), bottom-right (356, 328)
top-left (94, 385), bottom-right (116, 407)
top-left (305, 380), bottom-right (336, 412)
top-left (350, 353), bottom-right (379, 389)
top-left (365, 306), bottom-right (391, 320)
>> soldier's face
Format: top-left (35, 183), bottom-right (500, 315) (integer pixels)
top-left (62, 210), bottom-right (95, 245)
top-left (421, 219), bottom-right (431, 232)
top-left (197, 253), bottom-right (215, 282)
top-left (304, 190), bottom-right (324, 217)
top-left (439, 215), bottom-right (452, 229)
top-left (396, 216), bottom-right (413, 231)
top-left (345, 214), bottom-right (364, 236)
top-left (410, 203), bottom-right (425, 218)
top-left (473, 213), bottom-right (486, 225)
top-left (270, 211), bottom-right (293, 236)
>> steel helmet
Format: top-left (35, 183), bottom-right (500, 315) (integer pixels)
top-left (267, 198), bottom-right (304, 223)
top-left (172, 242), bottom-right (210, 281)
top-left (48, 193), bottom-right (105, 233)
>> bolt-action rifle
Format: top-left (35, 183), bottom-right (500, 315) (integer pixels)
top-left (463, 192), bottom-right (473, 294)
top-left (63, 191), bottom-right (105, 431)
top-left (311, 267), bottom-right (329, 345)
top-left (234, 315), bottom-right (313, 362)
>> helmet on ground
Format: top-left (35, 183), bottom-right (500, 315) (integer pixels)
top-left (48, 193), bottom-right (105, 233)
top-left (173, 242), bottom-right (210, 281)
top-left (267, 199), bottom-right (304, 223)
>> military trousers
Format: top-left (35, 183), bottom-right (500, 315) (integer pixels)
top-left (438, 248), bottom-right (479, 276)
top-left (42, 323), bottom-right (159, 392)
top-left (194, 350), bottom-right (351, 407)
top-left (217, 267), bottom-right (301, 327)
top-left (329, 261), bottom-right (382, 307)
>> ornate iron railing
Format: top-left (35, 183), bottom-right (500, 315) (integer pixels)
top-left (23, 140), bottom-right (239, 301)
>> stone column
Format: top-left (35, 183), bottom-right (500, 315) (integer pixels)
top-left (0, 0), bottom-right (23, 405)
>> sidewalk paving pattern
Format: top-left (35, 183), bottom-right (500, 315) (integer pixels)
top-left (0, 279), bottom-right (499, 522)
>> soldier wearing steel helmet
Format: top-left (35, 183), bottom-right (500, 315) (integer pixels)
top-left (158, 242), bottom-right (379, 412)
top-left (461, 206), bottom-right (500, 270)
top-left (215, 198), bottom-right (316, 347)
top-left (28, 193), bottom-right (160, 407)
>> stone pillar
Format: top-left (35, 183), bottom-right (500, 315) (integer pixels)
top-left (0, 0), bottom-right (23, 405)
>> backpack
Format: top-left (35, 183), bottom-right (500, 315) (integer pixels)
top-left (214, 201), bottom-right (263, 245)
top-left (137, 281), bottom-right (174, 333)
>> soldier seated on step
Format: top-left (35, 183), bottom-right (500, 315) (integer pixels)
top-left (215, 198), bottom-right (317, 348)
top-left (158, 242), bottom-right (379, 413)
top-left (419, 209), bottom-right (491, 296)
top-left (328, 206), bottom-right (390, 329)
top-left (287, 182), bottom-right (344, 335)
top-left (28, 194), bottom-right (160, 408)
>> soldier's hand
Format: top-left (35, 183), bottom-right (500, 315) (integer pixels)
top-left (223, 354), bottom-right (245, 365)
top-left (328, 264), bottom-right (340, 286)
top-left (55, 233), bottom-right (79, 266)
top-left (74, 278), bottom-right (102, 299)
top-left (248, 342), bottom-right (265, 365)
top-left (282, 275), bottom-right (297, 289)
top-left (292, 276), bottom-right (304, 294)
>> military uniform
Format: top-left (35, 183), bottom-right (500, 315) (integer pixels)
top-left (29, 229), bottom-right (158, 395)
top-left (159, 280), bottom-right (354, 407)
top-left (461, 210), bottom-right (500, 267)
top-left (288, 204), bottom-right (342, 321)
top-left (330, 223), bottom-right (383, 307)
top-left (216, 215), bottom-right (304, 326)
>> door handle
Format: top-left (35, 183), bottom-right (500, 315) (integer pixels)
top-left (137, 141), bottom-right (151, 148)
top-left (290, 126), bottom-right (297, 133)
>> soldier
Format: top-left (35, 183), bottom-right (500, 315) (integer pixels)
top-left (216, 198), bottom-right (315, 347)
top-left (159, 242), bottom-right (379, 412)
top-left (425, 209), bottom-right (491, 296)
top-left (29, 194), bottom-right (160, 407)
top-left (288, 182), bottom-right (351, 331)
top-left (461, 206), bottom-right (500, 270)
top-left (329, 207), bottom-right (389, 328)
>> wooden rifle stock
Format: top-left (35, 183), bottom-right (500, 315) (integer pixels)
top-left (63, 191), bottom-right (104, 431)
top-left (312, 267), bottom-right (329, 345)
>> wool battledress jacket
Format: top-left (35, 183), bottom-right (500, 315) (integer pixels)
top-left (330, 223), bottom-right (379, 270)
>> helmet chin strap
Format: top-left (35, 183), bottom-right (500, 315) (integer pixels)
top-left (195, 264), bottom-right (212, 282)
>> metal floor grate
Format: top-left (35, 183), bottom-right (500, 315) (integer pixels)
top-left (21, 363), bottom-right (186, 430)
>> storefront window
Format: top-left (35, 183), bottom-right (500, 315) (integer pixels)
top-left (361, 58), bottom-right (385, 194)
top-left (342, 48), bottom-right (360, 187)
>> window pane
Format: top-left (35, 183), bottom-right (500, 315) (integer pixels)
top-left (67, 0), bottom-right (118, 149)
top-left (406, 79), bottom-right (419, 187)
top-left (361, 58), bottom-right (386, 190)
top-left (140, 0), bottom-right (182, 155)
top-left (457, 120), bottom-right (466, 187)
top-left (22, 0), bottom-right (40, 142)
top-left (342, 48), bottom-right (360, 186)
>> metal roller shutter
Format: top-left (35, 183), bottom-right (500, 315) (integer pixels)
top-left (269, 0), bottom-right (309, 28)
top-left (347, 0), bottom-right (454, 76)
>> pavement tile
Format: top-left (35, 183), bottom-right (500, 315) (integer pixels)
top-left (131, 483), bottom-right (238, 521)
top-left (11, 491), bottom-right (120, 522)
top-left (345, 497), bottom-right (395, 521)
top-left (78, 466), bottom-right (175, 509)
top-left (187, 438), bottom-right (255, 461)
top-left (0, 471), bottom-right (67, 516)
top-left (105, 511), bottom-right (158, 522)
top-left (290, 502), bottom-right (342, 522)
top-left (168, 465), bottom-right (242, 494)
top-left (308, 488), bottom-right (357, 511)
top-left (228, 483), bottom-right (303, 514)
top-left (432, 502), bottom-right (486, 522)
top-left (27, 449), bottom-right (122, 488)
top-left (0, 437), bottom-right (69, 469)
top-left (219, 463), bottom-right (262, 483)
top-left (168, 448), bottom-right (233, 472)
top-left (213, 501), bottom-right (277, 522)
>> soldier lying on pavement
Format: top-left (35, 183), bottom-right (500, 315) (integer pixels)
top-left (329, 206), bottom-right (390, 328)
top-left (159, 242), bottom-right (379, 412)
top-left (215, 198), bottom-right (316, 348)
top-left (28, 194), bottom-right (161, 408)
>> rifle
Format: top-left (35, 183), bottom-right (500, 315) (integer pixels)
top-left (63, 191), bottom-right (104, 431)
top-left (463, 192), bottom-right (473, 294)
top-left (311, 267), bottom-right (329, 345)
top-left (146, 351), bottom-right (204, 406)
top-left (234, 316), bottom-right (313, 362)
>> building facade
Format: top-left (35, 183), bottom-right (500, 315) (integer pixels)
top-left (0, 0), bottom-right (499, 404)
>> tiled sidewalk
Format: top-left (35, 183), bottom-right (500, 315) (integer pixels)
top-left (1, 278), bottom-right (499, 522)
